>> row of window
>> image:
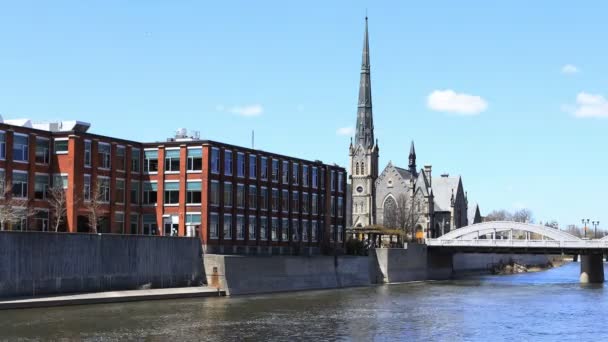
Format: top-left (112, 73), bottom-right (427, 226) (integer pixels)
top-left (209, 148), bottom-right (345, 192)
top-left (0, 170), bottom-right (67, 199)
top-left (143, 148), bottom-right (202, 173)
top-left (208, 213), bottom-right (344, 243)
top-left (209, 181), bottom-right (344, 217)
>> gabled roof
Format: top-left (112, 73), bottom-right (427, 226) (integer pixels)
top-left (432, 176), bottom-right (461, 211)
top-left (468, 203), bottom-right (481, 225)
top-left (394, 166), bottom-right (414, 181)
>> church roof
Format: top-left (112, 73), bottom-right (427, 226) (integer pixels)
top-left (394, 166), bottom-right (414, 181)
top-left (468, 203), bottom-right (480, 225)
top-left (432, 176), bottom-right (461, 212)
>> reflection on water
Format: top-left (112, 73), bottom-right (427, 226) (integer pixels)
top-left (1, 262), bottom-right (607, 341)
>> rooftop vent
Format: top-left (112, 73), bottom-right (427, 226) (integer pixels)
top-left (170, 128), bottom-right (200, 142)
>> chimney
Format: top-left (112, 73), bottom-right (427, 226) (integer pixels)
top-left (424, 165), bottom-right (432, 186)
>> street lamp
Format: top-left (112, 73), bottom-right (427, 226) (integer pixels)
top-left (592, 221), bottom-right (600, 239)
top-left (582, 219), bottom-right (590, 238)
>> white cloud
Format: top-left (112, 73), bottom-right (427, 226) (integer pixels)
top-left (216, 104), bottom-right (263, 117)
top-left (427, 89), bottom-right (488, 115)
top-left (336, 126), bottom-right (355, 136)
top-left (569, 92), bottom-right (608, 118)
top-left (561, 64), bottom-right (579, 74)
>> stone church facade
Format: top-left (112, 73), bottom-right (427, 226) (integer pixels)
top-left (347, 18), bottom-right (481, 239)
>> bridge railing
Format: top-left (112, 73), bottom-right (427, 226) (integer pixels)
top-left (426, 239), bottom-right (608, 249)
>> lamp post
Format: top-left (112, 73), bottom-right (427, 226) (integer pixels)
top-left (582, 219), bottom-right (590, 238)
top-left (592, 221), bottom-right (600, 239)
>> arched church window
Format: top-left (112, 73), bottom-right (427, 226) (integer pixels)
top-left (355, 162), bottom-right (359, 175)
top-left (361, 162), bottom-right (365, 174)
top-left (383, 196), bottom-right (397, 228)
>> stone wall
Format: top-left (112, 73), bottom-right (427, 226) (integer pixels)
top-left (0, 231), bottom-right (204, 298)
top-left (204, 254), bottom-right (372, 295)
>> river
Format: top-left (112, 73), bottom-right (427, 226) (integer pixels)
top-left (1, 262), bottom-right (607, 341)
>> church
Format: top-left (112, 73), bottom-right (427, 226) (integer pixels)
top-left (347, 18), bottom-right (482, 240)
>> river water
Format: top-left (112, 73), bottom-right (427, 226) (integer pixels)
top-left (1, 262), bottom-right (607, 341)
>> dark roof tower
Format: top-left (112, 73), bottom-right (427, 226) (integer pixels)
top-left (355, 17), bottom-right (374, 149)
top-left (409, 141), bottom-right (417, 174)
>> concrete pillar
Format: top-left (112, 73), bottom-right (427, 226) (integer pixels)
top-left (573, 254), bottom-right (578, 262)
top-left (580, 254), bottom-right (605, 284)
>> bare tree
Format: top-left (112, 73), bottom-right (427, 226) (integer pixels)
top-left (84, 181), bottom-right (105, 233)
top-left (484, 210), bottom-right (513, 222)
top-left (565, 224), bottom-right (583, 238)
top-left (512, 209), bottom-right (534, 223)
top-left (0, 179), bottom-right (36, 231)
top-left (47, 183), bottom-right (78, 232)
top-left (544, 220), bottom-right (559, 229)
top-left (383, 193), bottom-right (425, 243)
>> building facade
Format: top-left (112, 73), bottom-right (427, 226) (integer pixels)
top-left (0, 120), bottom-right (347, 254)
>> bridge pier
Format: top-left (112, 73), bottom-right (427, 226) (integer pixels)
top-left (580, 254), bottom-right (604, 284)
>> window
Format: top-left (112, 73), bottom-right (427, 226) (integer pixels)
top-left (302, 165), bottom-right (309, 187)
top-left (186, 213), bottom-right (201, 237)
top-left (236, 215), bottom-right (246, 240)
top-left (115, 179), bottom-right (125, 203)
top-left (236, 184), bottom-right (245, 208)
top-left (320, 168), bottom-right (326, 189)
top-left (224, 182), bottom-right (233, 207)
top-left (53, 174), bottom-right (68, 189)
top-left (84, 140), bottom-right (91, 166)
top-left (282, 161), bottom-right (289, 184)
top-left (114, 212), bottom-right (125, 234)
top-left (130, 180), bottom-right (139, 204)
top-left (0, 169), bottom-right (5, 195)
top-left (131, 148), bottom-right (140, 173)
top-left (248, 185), bottom-right (257, 209)
top-left (337, 197), bottom-right (344, 218)
top-left (260, 187), bottom-right (268, 210)
top-left (130, 214), bottom-right (139, 234)
top-left (312, 194), bottom-right (318, 215)
top-left (0, 132), bottom-right (5, 159)
top-left (330, 225), bottom-right (335, 242)
top-left (98, 177), bottom-right (110, 202)
top-left (211, 148), bottom-right (220, 174)
top-left (249, 154), bottom-right (257, 178)
top-left (13, 213), bottom-right (28, 231)
top-left (210, 181), bottom-right (220, 206)
top-left (209, 213), bottom-right (219, 239)
top-left (223, 214), bottom-right (232, 239)
top-left (281, 189), bottom-right (289, 213)
top-left (292, 191), bottom-right (299, 213)
top-left (338, 172), bottom-right (344, 192)
top-left (292, 163), bottom-right (299, 185)
top-left (237, 152), bottom-right (245, 177)
top-left (143, 182), bottom-right (157, 205)
top-left (164, 182), bottom-right (179, 204)
top-left (292, 219), bottom-right (299, 242)
top-left (271, 217), bottom-right (279, 241)
top-left (331, 196), bottom-right (336, 217)
top-left (54, 139), bottom-right (68, 155)
top-left (84, 174), bottom-right (91, 201)
top-left (271, 188), bottom-right (279, 212)
top-left (34, 174), bottom-right (49, 200)
top-left (248, 215), bottom-right (256, 240)
top-left (224, 150), bottom-right (232, 176)
top-left (164, 149), bottom-right (180, 172)
top-left (260, 216), bottom-right (268, 240)
top-left (116, 146), bottom-right (126, 171)
top-left (12, 172), bottom-right (28, 198)
top-left (144, 150), bottom-right (159, 172)
top-left (281, 218), bottom-right (289, 241)
top-left (98, 143), bottom-right (111, 169)
top-left (187, 148), bottom-right (202, 171)
top-left (260, 157), bottom-right (268, 180)
top-left (34, 211), bottom-right (49, 231)
top-left (143, 214), bottom-right (158, 235)
top-left (272, 159), bottom-right (279, 182)
top-left (35, 138), bottom-right (49, 164)
top-left (331, 170), bottom-right (336, 191)
top-left (186, 181), bottom-right (201, 204)
top-left (302, 220), bottom-right (309, 242)
top-left (312, 221), bottom-right (318, 242)
top-left (302, 192), bottom-right (309, 214)
top-left (312, 167), bottom-right (318, 188)
top-left (13, 135), bottom-right (29, 162)
top-left (338, 225), bottom-right (344, 243)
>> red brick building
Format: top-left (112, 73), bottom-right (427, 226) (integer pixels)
top-left (0, 120), bottom-right (347, 254)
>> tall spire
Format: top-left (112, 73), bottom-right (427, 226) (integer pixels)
top-left (409, 141), bottom-right (417, 173)
top-left (355, 17), bottom-right (374, 148)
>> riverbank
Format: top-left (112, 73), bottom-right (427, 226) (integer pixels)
top-left (492, 258), bottom-right (568, 275)
top-left (0, 286), bottom-right (225, 310)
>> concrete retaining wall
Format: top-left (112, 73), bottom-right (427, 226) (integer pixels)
top-left (204, 254), bottom-right (372, 295)
top-left (0, 231), bottom-right (204, 298)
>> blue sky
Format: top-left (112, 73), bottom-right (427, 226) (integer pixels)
top-left (1, 1), bottom-right (607, 228)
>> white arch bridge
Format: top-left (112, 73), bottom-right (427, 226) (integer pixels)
top-left (426, 221), bottom-right (608, 254)
top-left (426, 221), bottom-right (608, 283)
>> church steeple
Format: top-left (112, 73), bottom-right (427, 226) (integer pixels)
top-left (355, 17), bottom-right (374, 148)
top-left (409, 141), bottom-right (417, 174)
